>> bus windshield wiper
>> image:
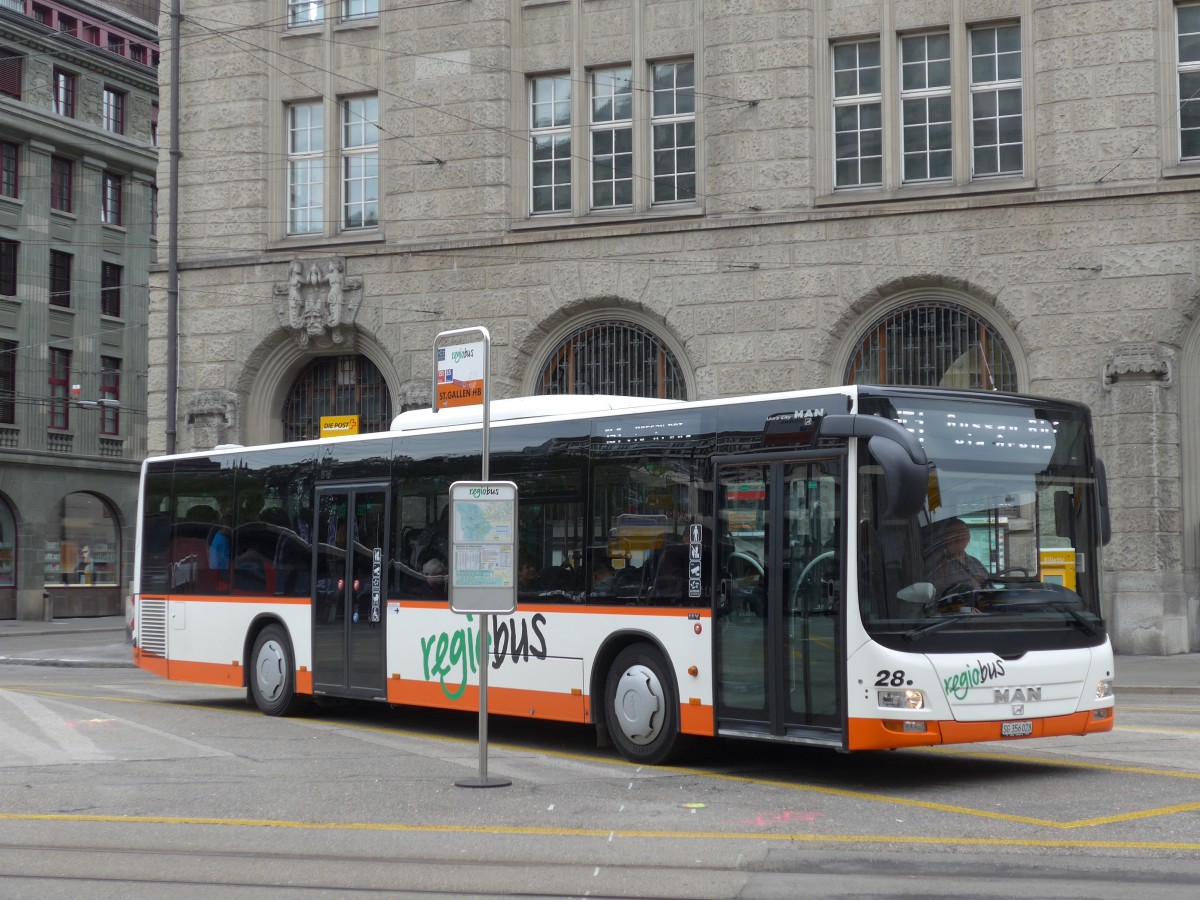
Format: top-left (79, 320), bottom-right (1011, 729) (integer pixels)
top-left (903, 613), bottom-right (978, 642)
top-left (989, 594), bottom-right (1101, 637)
top-left (1047, 602), bottom-right (1100, 636)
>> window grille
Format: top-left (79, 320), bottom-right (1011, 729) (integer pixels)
top-left (282, 355), bottom-right (392, 442)
top-left (538, 321), bottom-right (686, 400)
top-left (845, 301), bottom-right (1016, 391)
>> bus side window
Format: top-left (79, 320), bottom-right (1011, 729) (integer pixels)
top-left (390, 491), bottom-right (448, 599)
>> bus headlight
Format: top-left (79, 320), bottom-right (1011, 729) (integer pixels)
top-left (879, 689), bottom-right (925, 710)
top-left (1096, 679), bottom-right (1113, 699)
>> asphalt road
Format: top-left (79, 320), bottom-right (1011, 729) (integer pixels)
top-left (0, 651), bottom-right (1198, 899)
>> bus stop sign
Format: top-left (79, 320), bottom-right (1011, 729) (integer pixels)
top-left (448, 481), bottom-right (518, 615)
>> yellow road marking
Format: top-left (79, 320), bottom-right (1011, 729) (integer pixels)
top-left (5, 686), bottom-right (1200, 831)
top-left (1114, 725), bottom-right (1200, 735)
top-left (1, 812), bottom-right (1199, 851)
top-left (920, 746), bottom-right (1200, 779)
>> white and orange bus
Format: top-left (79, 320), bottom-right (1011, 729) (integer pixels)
top-left (130, 385), bottom-right (1115, 763)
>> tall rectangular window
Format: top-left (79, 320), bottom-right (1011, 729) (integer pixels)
top-left (651, 60), bottom-right (696, 204)
top-left (1180, 4), bottom-right (1200, 161)
top-left (0, 50), bottom-right (22, 100)
top-left (57, 15), bottom-right (77, 37)
top-left (0, 239), bottom-right (15, 296)
top-left (341, 95), bottom-right (379, 229)
top-left (102, 173), bottom-right (123, 226)
top-left (101, 262), bottom-right (122, 317)
top-left (100, 356), bottom-right (120, 435)
top-left (288, 0), bottom-right (324, 27)
top-left (287, 100), bottom-right (323, 234)
top-left (0, 339), bottom-right (15, 425)
top-left (590, 68), bottom-right (633, 209)
top-left (832, 40), bottom-right (883, 187)
top-left (970, 24), bottom-right (1023, 176)
top-left (901, 33), bottom-right (952, 182)
top-left (530, 74), bottom-right (572, 214)
top-left (103, 88), bottom-right (126, 134)
top-left (49, 250), bottom-right (71, 307)
top-left (1, 141), bottom-right (16, 199)
top-left (151, 103), bottom-right (159, 147)
top-left (150, 185), bottom-right (158, 237)
top-left (343, 0), bottom-right (378, 20)
top-left (50, 156), bottom-right (72, 212)
top-left (48, 348), bottom-right (70, 430)
top-left (53, 68), bottom-right (76, 117)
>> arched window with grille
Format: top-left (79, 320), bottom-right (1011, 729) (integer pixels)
top-left (537, 320), bottom-right (686, 400)
top-left (282, 355), bottom-right (393, 442)
top-left (844, 301), bottom-right (1017, 391)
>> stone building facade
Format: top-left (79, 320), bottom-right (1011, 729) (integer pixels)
top-left (153, 0), bottom-right (1200, 654)
top-left (1, 0), bottom-right (157, 618)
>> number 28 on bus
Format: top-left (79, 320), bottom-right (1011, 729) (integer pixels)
top-left (131, 385), bottom-right (1115, 764)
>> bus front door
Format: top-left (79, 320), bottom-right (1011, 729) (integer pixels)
top-left (715, 458), bottom-right (843, 742)
top-left (313, 485), bottom-right (389, 700)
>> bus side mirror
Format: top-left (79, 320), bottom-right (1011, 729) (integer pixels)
top-left (819, 414), bottom-right (931, 518)
top-left (867, 435), bottom-right (931, 518)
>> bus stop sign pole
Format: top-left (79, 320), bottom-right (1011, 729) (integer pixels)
top-left (435, 327), bottom-right (514, 789)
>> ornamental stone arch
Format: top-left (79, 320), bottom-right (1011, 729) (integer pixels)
top-left (238, 329), bottom-right (402, 447)
top-left (514, 299), bottom-right (697, 400)
top-left (830, 281), bottom-right (1029, 393)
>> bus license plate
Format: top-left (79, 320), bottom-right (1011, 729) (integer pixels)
top-left (1001, 721), bottom-right (1033, 737)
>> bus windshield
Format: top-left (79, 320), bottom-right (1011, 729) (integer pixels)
top-left (856, 394), bottom-right (1106, 653)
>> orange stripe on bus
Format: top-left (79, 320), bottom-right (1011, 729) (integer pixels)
top-left (847, 710), bottom-right (1112, 751)
top-left (387, 678), bottom-right (587, 722)
top-left (392, 599), bottom-right (710, 618)
top-left (167, 659), bottom-right (245, 689)
top-left (679, 701), bottom-right (715, 736)
top-left (149, 594), bottom-right (312, 606)
top-left (387, 678), bottom-right (713, 736)
top-left (133, 649), bottom-right (169, 679)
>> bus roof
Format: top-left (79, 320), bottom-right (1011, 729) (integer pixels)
top-left (389, 394), bottom-right (681, 431)
top-left (142, 385), bottom-right (1089, 466)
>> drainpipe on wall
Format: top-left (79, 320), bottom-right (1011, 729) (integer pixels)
top-left (165, 0), bottom-right (181, 455)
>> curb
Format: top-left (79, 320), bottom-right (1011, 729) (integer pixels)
top-left (0, 656), bottom-right (134, 668)
top-left (1115, 684), bottom-right (1200, 695)
top-left (0, 627), bottom-right (126, 639)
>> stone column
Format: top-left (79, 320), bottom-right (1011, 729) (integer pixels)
top-left (1099, 342), bottom-right (1188, 654)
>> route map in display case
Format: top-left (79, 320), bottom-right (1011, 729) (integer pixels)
top-left (0, 542), bottom-right (13, 586)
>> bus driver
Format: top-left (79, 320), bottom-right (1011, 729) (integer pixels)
top-left (927, 518), bottom-right (988, 597)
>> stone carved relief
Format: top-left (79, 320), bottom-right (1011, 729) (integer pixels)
top-left (185, 390), bottom-right (239, 451)
top-left (1103, 342), bottom-right (1172, 389)
top-left (272, 258), bottom-right (363, 349)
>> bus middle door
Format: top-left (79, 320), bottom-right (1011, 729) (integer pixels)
top-left (715, 456), bottom-right (843, 742)
top-left (313, 484), bottom-right (389, 700)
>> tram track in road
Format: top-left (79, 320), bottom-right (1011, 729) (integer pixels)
top-left (3, 833), bottom-right (1200, 900)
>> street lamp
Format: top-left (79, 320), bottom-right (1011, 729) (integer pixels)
top-left (75, 399), bottom-right (120, 411)
top-left (70, 385), bottom-right (119, 411)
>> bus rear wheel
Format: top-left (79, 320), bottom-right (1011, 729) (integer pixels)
top-left (605, 643), bottom-right (685, 764)
top-left (250, 624), bottom-right (305, 716)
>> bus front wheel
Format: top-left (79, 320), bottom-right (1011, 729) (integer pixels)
top-left (605, 643), bottom-right (685, 764)
top-left (250, 624), bottom-right (305, 716)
